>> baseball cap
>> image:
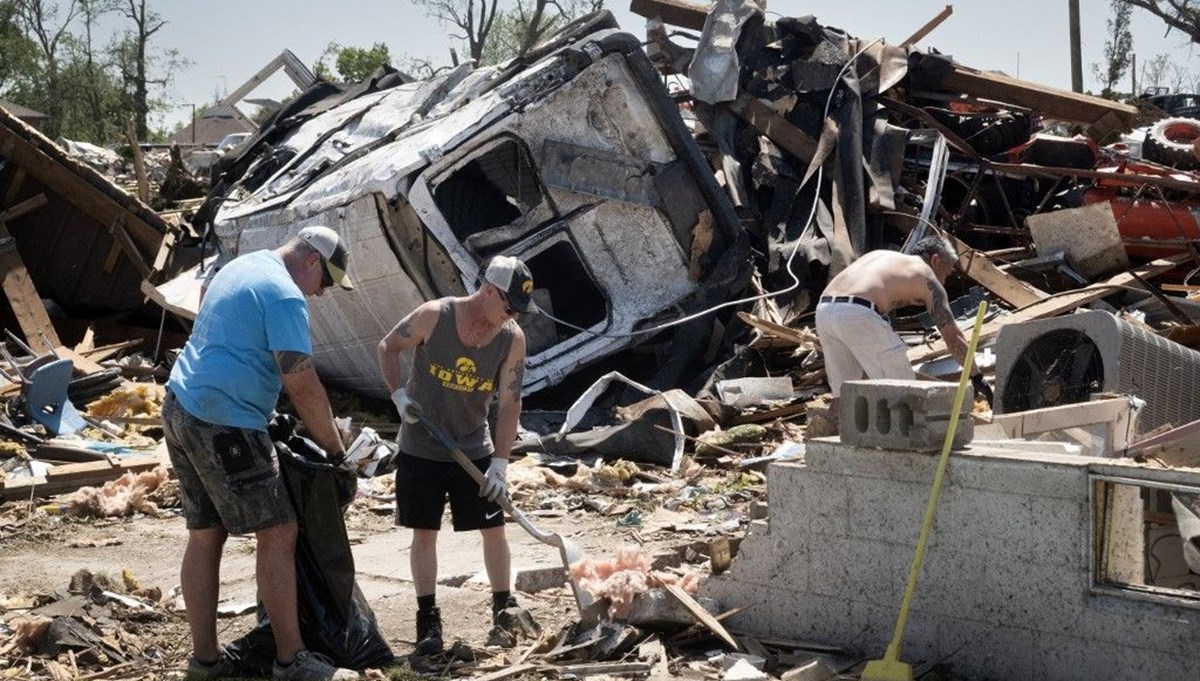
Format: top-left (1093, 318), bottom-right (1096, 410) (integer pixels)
top-left (483, 255), bottom-right (535, 313)
top-left (298, 226), bottom-right (353, 290)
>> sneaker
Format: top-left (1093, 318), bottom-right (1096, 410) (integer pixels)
top-left (415, 606), bottom-right (444, 655)
top-left (184, 652), bottom-right (242, 680)
top-left (272, 650), bottom-right (360, 681)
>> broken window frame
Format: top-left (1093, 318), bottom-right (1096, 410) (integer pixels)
top-left (407, 134), bottom-right (557, 282)
top-left (1090, 472), bottom-right (1200, 609)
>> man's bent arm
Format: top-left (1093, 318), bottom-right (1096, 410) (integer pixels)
top-left (377, 305), bottom-right (434, 392)
top-left (276, 351), bottom-right (346, 458)
top-left (491, 332), bottom-right (526, 460)
top-left (924, 277), bottom-right (975, 375)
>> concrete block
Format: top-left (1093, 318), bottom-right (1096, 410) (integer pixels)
top-left (839, 379), bottom-right (972, 451)
top-left (936, 487), bottom-right (1087, 569)
top-left (948, 450), bottom-right (1086, 499)
top-left (769, 464), bottom-right (850, 538)
top-left (845, 475), bottom-right (938, 546)
top-left (1075, 595), bottom-right (1200, 654)
top-left (803, 441), bottom-right (940, 484)
top-left (1030, 629), bottom-right (1199, 681)
top-left (934, 617), bottom-right (1037, 681)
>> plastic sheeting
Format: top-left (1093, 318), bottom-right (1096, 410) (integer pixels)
top-left (224, 417), bottom-right (393, 675)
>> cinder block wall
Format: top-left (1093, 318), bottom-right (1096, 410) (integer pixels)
top-left (703, 442), bottom-right (1200, 680)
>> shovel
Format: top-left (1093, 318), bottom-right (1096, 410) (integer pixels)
top-left (411, 410), bottom-right (595, 613)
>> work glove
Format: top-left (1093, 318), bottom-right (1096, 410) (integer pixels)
top-left (480, 457), bottom-right (509, 503)
top-left (971, 374), bottom-right (994, 408)
top-left (391, 388), bottom-right (422, 424)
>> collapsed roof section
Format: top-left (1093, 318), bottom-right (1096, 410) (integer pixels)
top-left (0, 103), bottom-right (172, 353)
top-left (177, 12), bottom-right (745, 398)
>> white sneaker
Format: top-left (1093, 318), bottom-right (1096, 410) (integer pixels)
top-left (272, 650), bottom-right (360, 681)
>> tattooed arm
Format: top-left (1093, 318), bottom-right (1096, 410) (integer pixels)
top-left (276, 350), bottom-right (346, 459)
top-left (923, 275), bottom-right (975, 376)
top-left (492, 330), bottom-right (527, 461)
top-left (376, 302), bottom-right (438, 392)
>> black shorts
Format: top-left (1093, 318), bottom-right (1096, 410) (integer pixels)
top-left (395, 453), bottom-right (505, 531)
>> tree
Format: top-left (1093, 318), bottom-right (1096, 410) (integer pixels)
top-left (1092, 0), bottom-right (1134, 98)
top-left (412, 0), bottom-right (602, 67)
top-left (0, 1), bottom-right (40, 95)
top-left (1122, 0), bottom-right (1200, 44)
top-left (314, 41), bottom-right (392, 83)
top-left (115, 0), bottom-right (166, 140)
top-left (13, 0), bottom-right (82, 138)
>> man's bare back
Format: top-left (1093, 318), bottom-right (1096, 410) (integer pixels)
top-left (822, 250), bottom-right (938, 315)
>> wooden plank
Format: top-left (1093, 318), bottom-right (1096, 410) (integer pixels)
top-left (107, 217), bottom-right (151, 277)
top-left (2, 166), bottom-right (26, 207)
top-left (558, 662), bottom-right (652, 676)
top-left (938, 65), bottom-right (1138, 134)
top-left (737, 311), bottom-right (812, 346)
top-left (0, 123), bottom-right (163, 258)
top-left (727, 93), bottom-right (818, 163)
top-left (945, 231), bottom-right (1047, 308)
top-left (907, 254), bottom-right (1188, 363)
top-left (54, 346), bottom-right (107, 376)
top-left (0, 216), bottom-right (60, 353)
top-left (0, 193), bottom-right (47, 222)
top-left (0, 456), bottom-right (160, 502)
top-left (468, 663), bottom-right (538, 681)
top-left (663, 583), bottom-right (738, 649)
top-left (901, 4), bottom-right (954, 45)
top-left (629, 0), bottom-right (710, 31)
top-left (989, 397), bottom-right (1135, 453)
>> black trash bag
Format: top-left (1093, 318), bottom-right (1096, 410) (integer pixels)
top-left (224, 416), bottom-right (394, 676)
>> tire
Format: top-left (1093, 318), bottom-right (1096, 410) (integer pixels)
top-left (1143, 117), bottom-right (1200, 170)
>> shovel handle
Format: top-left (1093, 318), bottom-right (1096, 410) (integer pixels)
top-left (415, 413), bottom-right (555, 544)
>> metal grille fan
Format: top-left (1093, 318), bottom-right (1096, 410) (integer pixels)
top-left (994, 310), bottom-right (1200, 434)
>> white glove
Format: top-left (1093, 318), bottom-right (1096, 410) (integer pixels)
top-left (480, 457), bottom-right (509, 503)
top-left (391, 388), bottom-right (421, 424)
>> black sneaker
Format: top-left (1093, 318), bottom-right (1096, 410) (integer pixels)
top-left (415, 606), bottom-right (444, 655)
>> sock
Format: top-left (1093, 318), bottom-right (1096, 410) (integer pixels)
top-left (417, 594), bottom-right (436, 613)
top-left (492, 590), bottom-right (513, 613)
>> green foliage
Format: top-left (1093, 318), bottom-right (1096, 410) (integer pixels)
top-left (0, 0), bottom-right (184, 144)
top-left (315, 41), bottom-right (392, 84)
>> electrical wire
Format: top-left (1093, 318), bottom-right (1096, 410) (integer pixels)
top-left (533, 38), bottom-right (884, 341)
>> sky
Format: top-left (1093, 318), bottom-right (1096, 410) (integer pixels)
top-left (122, 0), bottom-right (1200, 132)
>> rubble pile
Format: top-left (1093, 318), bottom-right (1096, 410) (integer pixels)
top-left (6, 1), bottom-right (1200, 679)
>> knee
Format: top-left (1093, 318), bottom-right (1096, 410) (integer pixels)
top-left (411, 529), bottom-right (439, 551)
top-left (255, 521), bottom-right (298, 551)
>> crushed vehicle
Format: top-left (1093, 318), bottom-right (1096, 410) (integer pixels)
top-left (157, 11), bottom-right (746, 399)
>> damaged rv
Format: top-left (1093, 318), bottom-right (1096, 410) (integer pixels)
top-left (160, 12), bottom-right (745, 399)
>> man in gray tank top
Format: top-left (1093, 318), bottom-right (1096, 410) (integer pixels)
top-left (376, 256), bottom-right (534, 655)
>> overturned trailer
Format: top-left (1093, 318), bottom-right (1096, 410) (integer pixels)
top-left (168, 12), bottom-right (744, 399)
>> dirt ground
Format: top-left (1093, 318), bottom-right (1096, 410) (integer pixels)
top-left (0, 456), bottom-right (761, 680)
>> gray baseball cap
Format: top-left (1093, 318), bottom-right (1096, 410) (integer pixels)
top-left (298, 225), bottom-right (353, 290)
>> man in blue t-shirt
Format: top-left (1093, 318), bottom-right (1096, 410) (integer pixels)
top-left (162, 226), bottom-right (360, 681)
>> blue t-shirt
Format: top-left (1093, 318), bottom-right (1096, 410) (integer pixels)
top-left (168, 250), bottom-right (312, 430)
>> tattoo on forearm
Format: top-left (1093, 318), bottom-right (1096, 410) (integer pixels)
top-left (926, 279), bottom-right (956, 329)
top-left (505, 362), bottom-right (525, 401)
top-left (276, 351), bottom-right (314, 375)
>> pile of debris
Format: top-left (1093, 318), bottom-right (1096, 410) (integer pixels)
top-left (7, 0), bottom-right (1200, 678)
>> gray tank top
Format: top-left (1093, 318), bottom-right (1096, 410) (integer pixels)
top-left (398, 299), bottom-right (516, 462)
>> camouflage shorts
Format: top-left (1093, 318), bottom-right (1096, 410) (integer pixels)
top-left (162, 391), bottom-right (294, 534)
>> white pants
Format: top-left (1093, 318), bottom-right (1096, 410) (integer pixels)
top-left (814, 302), bottom-right (913, 398)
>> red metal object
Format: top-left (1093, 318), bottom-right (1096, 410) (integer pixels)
top-left (1082, 158), bottom-right (1200, 260)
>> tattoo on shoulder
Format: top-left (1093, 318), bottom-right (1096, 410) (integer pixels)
top-left (392, 316), bottom-right (414, 340)
top-left (926, 279), bottom-right (955, 328)
top-left (275, 351), bottom-right (313, 375)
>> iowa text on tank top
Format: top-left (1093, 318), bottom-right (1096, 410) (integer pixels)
top-left (398, 299), bottom-right (515, 462)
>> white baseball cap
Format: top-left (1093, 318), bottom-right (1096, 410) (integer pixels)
top-left (298, 226), bottom-right (353, 290)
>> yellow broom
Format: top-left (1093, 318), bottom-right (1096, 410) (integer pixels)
top-left (861, 300), bottom-right (988, 681)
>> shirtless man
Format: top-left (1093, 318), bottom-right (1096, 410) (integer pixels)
top-left (815, 235), bottom-right (989, 411)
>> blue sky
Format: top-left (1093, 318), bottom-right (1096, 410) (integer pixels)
top-left (129, 0), bottom-right (1200, 131)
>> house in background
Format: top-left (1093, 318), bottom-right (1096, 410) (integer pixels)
top-left (0, 99), bottom-right (47, 131)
